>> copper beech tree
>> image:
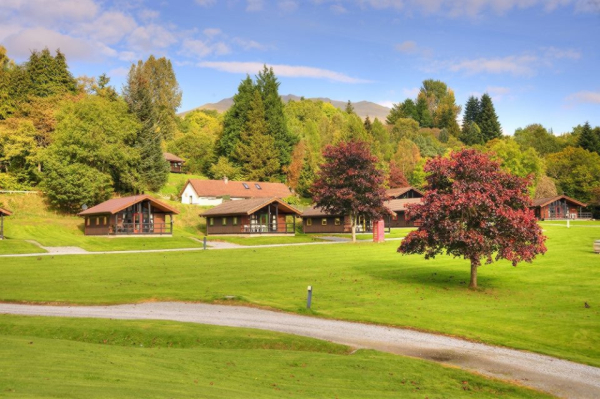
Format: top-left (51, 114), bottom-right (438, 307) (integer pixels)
top-left (311, 140), bottom-right (391, 243)
top-left (399, 149), bottom-right (547, 288)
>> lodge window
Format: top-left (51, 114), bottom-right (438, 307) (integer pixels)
top-left (322, 218), bottom-right (327, 226)
top-left (242, 183), bottom-right (250, 189)
top-left (334, 218), bottom-right (341, 226)
top-left (86, 218), bottom-right (90, 226)
top-left (222, 217), bottom-right (227, 226)
top-left (95, 217), bottom-right (99, 226)
top-left (209, 218), bottom-right (214, 226)
top-left (233, 217), bottom-right (238, 226)
top-left (306, 218), bottom-right (312, 226)
top-left (392, 214), bottom-right (398, 221)
top-left (255, 183), bottom-right (262, 189)
top-left (103, 216), bottom-right (107, 225)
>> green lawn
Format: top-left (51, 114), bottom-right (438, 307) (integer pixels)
top-left (0, 315), bottom-right (550, 398)
top-left (208, 234), bottom-right (325, 246)
top-left (1, 224), bottom-right (598, 367)
top-left (0, 239), bottom-right (45, 255)
top-left (318, 228), bottom-right (414, 240)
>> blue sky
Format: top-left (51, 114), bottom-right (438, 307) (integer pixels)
top-left (1, 0), bottom-right (599, 135)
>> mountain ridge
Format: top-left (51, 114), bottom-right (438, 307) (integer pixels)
top-left (180, 94), bottom-right (391, 121)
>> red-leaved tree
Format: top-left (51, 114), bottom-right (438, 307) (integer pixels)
top-left (388, 161), bottom-right (410, 188)
top-left (399, 149), bottom-right (547, 288)
top-left (312, 140), bottom-right (391, 243)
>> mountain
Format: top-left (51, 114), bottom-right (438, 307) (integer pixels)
top-left (180, 94), bottom-right (391, 121)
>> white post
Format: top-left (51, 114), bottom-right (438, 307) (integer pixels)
top-left (567, 218), bottom-right (570, 229)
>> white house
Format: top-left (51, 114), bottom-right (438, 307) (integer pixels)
top-left (180, 177), bottom-right (292, 206)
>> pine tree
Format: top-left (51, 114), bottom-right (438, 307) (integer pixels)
top-left (297, 148), bottom-right (316, 198)
top-left (233, 90), bottom-right (280, 181)
top-left (416, 95), bottom-right (432, 127)
top-left (477, 94), bottom-right (502, 142)
top-left (256, 66), bottom-right (297, 170)
top-left (462, 96), bottom-right (480, 131)
top-left (219, 75), bottom-right (255, 159)
top-left (125, 64), bottom-right (169, 192)
top-left (460, 121), bottom-right (484, 145)
top-left (363, 116), bottom-right (372, 133)
top-left (345, 100), bottom-right (355, 114)
top-left (25, 48), bottom-right (77, 98)
top-left (578, 122), bottom-right (599, 154)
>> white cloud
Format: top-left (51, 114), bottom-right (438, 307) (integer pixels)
top-left (181, 39), bottom-right (231, 58)
top-left (246, 0), bottom-right (264, 11)
top-left (118, 51), bottom-right (138, 62)
top-left (543, 46), bottom-right (581, 60)
top-left (279, 0), bottom-right (299, 12)
top-left (330, 4), bottom-right (349, 13)
top-left (197, 61), bottom-right (372, 83)
top-left (442, 55), bottom-right (539, 76)
top-left (0, 0), bottom-right (99, 25)
top-left (138, 9), bottom-right (159, 21)
top-left (233, 38), bottom-right (272, 51)
top-left (402, 87), bottom-right (419, 97)
top-left (128, 24), bottom-right (177, 52)
top-left (195, 0), bottom-right (216, 6)
top-left (377, 100), bottom-right (395, 108)
top-left (2, 27), bottom-right (96, 60)
top-left (566, 91), bottom-right (600, 104)
top-left (203, 28), bottom-right (222, 38)
top-left (79, 11), bottom-right (137, 44)
top-left (395, 40), bottom-right (417, 53)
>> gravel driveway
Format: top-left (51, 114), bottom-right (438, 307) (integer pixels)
top-left (1, 302), bottom-right (598, 399)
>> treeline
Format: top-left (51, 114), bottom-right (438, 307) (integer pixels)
top-left (1, 46), bottom-right (600, 213)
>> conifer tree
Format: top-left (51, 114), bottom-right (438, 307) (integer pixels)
top-left (577, 122), bottom-right (599, 154)
top-left (297, 149), bottom-right (316, 198)
top-left (460, 121), bottom-right (484, 145)
top-left (416, 95), bottom-right (433, 127)
top-left (363, 116), bottom-right (372, 133)
top-left (24, 48), bottom-right (77, 98)
top-left (256, 66), bottom-right (297, 169)
top-left (462, 96), bottom-right (480, 131)
top-left (219, 75), bottom-right (255, 159)
top-left (477, 94), bottom-right (502, 142)
top-left (345, 100), bottom-right (355, 114)
top-left (233, 90), bottom-right (280, 181)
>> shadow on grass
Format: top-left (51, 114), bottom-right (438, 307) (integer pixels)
top-left (361, 261), bottom-right (503, 291)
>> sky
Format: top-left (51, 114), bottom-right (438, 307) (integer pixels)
top-left (1, 0), bottom-right (599, 135)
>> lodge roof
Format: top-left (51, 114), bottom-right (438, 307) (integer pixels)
top-left (163, 152), bottom-right (184, 162)
top-left (182, 179), bottom-right (292, 199)
top-left (0, 207), bottom-right (12, 216)
top-left (302, 206), bottom-right (342, 217)
top-left (385, 197), bottom-right (422, 212)
top-left (77, 195), bottom-right (180, 216)
top-left (386, 186), bottom-right (424, 199)
top-left (201, 197), bottom-right (301, 217)
top-left (531, 195), bottom-right (587, 208)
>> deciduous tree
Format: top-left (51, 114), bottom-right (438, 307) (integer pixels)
top-left (311, 140), bottom-right (390, 242)
top-left (399, 149), bottom-right (546, 288)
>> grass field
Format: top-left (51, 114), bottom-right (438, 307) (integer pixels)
top-left (1, 223), bottom-right (598, 367)
top-left (0, 315), bottom-right (550, 398)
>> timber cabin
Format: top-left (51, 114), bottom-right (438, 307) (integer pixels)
top-left (386, 186), bottom-right (424, 199)
top-left (385, 198), bottom-right (422, 227)
top-left (301, 207), bottom-right (392, 234)
top-left (164, 152), bottom-right (184, 173)
top-left (181, 177), bottom-right (292, 206)
top-left (78, 195), bottom-right (180, 236)
top-left (0, 207), bottom-right (11, 240)
top-left (202, 197), bottom-right (301, 235)
top-left (530, 195), bottom-right (590, 220)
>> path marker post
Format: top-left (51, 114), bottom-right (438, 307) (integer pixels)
top-left (307, 286), bottom-right (312, 309)
top-left (203, 237), bottom-right (207, 250)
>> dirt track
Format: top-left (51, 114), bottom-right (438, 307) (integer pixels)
top-left (1, 302), bottom-right (599, 399)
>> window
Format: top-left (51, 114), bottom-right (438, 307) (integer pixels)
top-left (306, 218), bottom-right (312, 226)
top-left (322, 218), bottom-right (328, 226)
top-left (189, 195), bottom-right (193, 204)
top-left (209, 218), bottom-right (214, 226)
top-left (103, 216), bottom-right (107, 225)
top-left (255, 183), bottom-right (262, 190)
top-left (334, 218), bottom-right (341, 226)
top-left (233, 217), bottom-right (238, 226)
top-left (392, 214), bottom-right (398, 221)
top-left (86, 218), bottom-right (90, 226)
top-left (242, 183), bottom-right (250, 189)
top-left (222, 217), bottom-right (227, 226)
top-left (95, 217), bottom-right (100, 226)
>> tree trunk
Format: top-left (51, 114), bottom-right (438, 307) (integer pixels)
top-left (469, 261), bottom-right (478, 289)
top-left (351, 213), bottom-right (357, 243)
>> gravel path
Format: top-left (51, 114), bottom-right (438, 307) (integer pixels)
top-left (1, 302), bottom-right (598, 398)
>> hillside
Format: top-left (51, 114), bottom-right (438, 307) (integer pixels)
top-left (180, 94), bottom-right (391, 121)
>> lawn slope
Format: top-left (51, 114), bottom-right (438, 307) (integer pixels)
top-left (0, 315), bottom-right (550, 398)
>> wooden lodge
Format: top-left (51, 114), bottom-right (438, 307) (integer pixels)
top-left (0, 207), bottom-right (11, 240)
top-left (181, 177), bottom-right (292, 206)
top-left (530, 195), bottom-right (590, 220)
top-left (78, 195), bottom-right (180, 236)
top-left (301, 207), bottom-right (393, 234)
top-left (385, 198), bottom-right (422, 227)
top-left (164, 152), bottom-right (184, 173)
top-left (386, 186), bottom-right (424, 199)
top-left (201, 197), bottom-right (301, 235)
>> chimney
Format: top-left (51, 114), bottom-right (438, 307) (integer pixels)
top-left (223, 176), bottom-right (228, 184)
